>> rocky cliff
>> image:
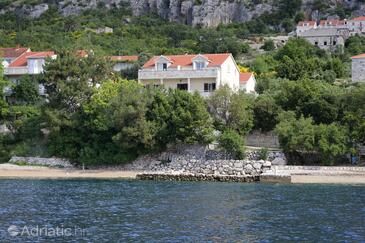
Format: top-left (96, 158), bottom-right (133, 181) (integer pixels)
top-left (2, 0), bottom-right (365, 27)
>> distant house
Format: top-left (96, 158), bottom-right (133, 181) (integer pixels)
top-left (297, 28), bottom-right (349, 51)
top-left (85, 27), bottom-right (113, 34)
top-left (318, 19), bottom-right (347, 29)
top-left (347, 16), bottom-right (365, 36)
top-left (1, 47), bottom-right (56, 96)
top-left (351, 53), bottom-right (365, 83)
top-left (296, 21), bottom-right (317, 35)
top-left (239, 72), bottom-right (256, 93)
top-left (108, 55), bottom-right (139, 72)
top-left (138, 53), bottom-right (248, 96)
top-left (3, 51), bottom-right (56, 82)
top-left (0, 47), bottom-right (30, 68)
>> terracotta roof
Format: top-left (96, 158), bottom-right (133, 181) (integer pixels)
top-left (143, 53), bottom-right (231, 68)
top-left (297, 21), bottom-right (316, 27)
top-left (351, 16), bottom-right (365, 21)
top-left (240, 72), bottom-right (253, 84)
top-left (9, 51), bottom-right (55, 67)
top-left (108, 55), bottom-right (139, 62)
top-left (351, 53), bottom-right (365, 59)
top-left (319, 20), bottom-right (345, 26)
top-left (0, 47), bottom-right (29, 58)
top-left (76, 50), bottom-right (89, 58)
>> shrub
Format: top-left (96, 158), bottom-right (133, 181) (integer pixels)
top-left (258, 147), bottom-right (269, 160)
top-left (218, 129), bottom-right (246, 160)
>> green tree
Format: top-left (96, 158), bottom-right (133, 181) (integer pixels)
top-left (261, 39), bottom-right (276, 51)
top-left (12, 75), bottom-right (41, 104)
top-left (253, 94), bottom-right (281, 132)
top-left (208, 86), bottom-right (254, 135)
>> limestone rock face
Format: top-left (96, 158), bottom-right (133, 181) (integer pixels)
top-left (3, 0), bottom-right (365, 27)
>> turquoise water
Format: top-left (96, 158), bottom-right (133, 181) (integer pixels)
top-left (0, 180), bottom-right (364, 242)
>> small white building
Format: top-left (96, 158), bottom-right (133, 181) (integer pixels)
top-left (239, 72), bottom-right (256, 94)
top-left (138, 53), bottom-right (251, 96)
top-left (351, 53), bottom-right (365, 83)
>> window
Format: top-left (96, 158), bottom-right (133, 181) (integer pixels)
top-left (163, 63), bottom-right (167, 70)
top-left (324, 41), bottom-right (327, 46)
top-left (204, 83), bottom-right (216, 92)
top-left (195, 62), bottom-right (205, 70)
top-left (314, 41), bottom-right (318, 45)
top-left (177, 83), bottom-right (188, 90)
top-left (333, 41), bottom-right (337, 45)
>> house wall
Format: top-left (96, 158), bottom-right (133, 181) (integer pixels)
top-left (347, 21), bottom-right (365, 35)
top-left (220, 56), bottom-right (240, 91)
top-left (303, 36), bottom-right (345, 50)
top-left (27, 58), bottom-right (46, 74)
top-left (240, 76), bottom-right (256, 93)
top-left (113, 62), bottom-right (135, 72)
top-left (352, 58), bottom-right (365, 82)
top-left (140, 77), bottom-right (217, 95)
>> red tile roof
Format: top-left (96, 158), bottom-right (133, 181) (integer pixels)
top-left (143, 53), bottom-right (231, 68)
top-left (351, 16), bottom-right (365, 21)
top-left (9, 51), bottom-right (55, 67)
top-left (76, 50), bottom-right (89, 58)
top-left (240, 72), bottom-right (253, 84)
top-left (319, 20), bottom-right (345, 26)
top-left (297, 21), bottom-right (316, 27)
top-left (351, 53), bottom-right (365, 59)
top-left (0, 47), bottom-right (29, 58)
top-left (108, 55), bottom-right (139, 62)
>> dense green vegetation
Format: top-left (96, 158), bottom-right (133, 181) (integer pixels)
top-left (0, 6), bottom-right (364, 165)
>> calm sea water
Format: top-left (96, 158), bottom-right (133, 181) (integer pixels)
top-left (0, 180), bottom-right (364, 243)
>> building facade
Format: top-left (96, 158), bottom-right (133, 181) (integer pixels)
top-left (351, 53), bottom-right (365, 83)
top-left (297, 28), bottom-right (349, 51)
top-left (138, 53), bottom-right (246, 96)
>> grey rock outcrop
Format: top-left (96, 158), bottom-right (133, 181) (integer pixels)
top-left (4, 0), bottom-right (365, 27)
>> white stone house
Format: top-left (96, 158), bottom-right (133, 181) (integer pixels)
top-left (138, 53), bottom-right (248, 96)
top-left (239, 72), bottom-right (256, 93)
top-left (351, 53), bottom-right (365, 83)
top-left (1, 48), bottom-right (56, 96)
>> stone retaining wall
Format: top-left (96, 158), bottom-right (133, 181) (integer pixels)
top-left (9, 157), bottom-right (73, 168)
top-left (245, 131), bottom-right (280, 148)
top-left (147, 159), bottom-right (272, 177)
top-left (137, 173), bottom-right (260, 183)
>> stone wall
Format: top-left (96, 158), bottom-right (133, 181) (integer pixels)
top-left (149, 159), bottom-right (272, 176)
top-left (126, 144), bottom-right (286, 171)
top-left (9, 156), bottom-right (73, 168)
top-left (245, 130), bottom-right (280, 149)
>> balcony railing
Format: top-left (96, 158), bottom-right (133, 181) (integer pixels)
top-left (4, 67), bottom-right (29, 76)
top-left (138, 68), bottom-right (218, 80)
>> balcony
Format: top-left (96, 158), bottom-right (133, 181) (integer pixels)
top-left (138, 68), bottom-right (218, 80)
top-left (4, 67), bottom-right (29, 76)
